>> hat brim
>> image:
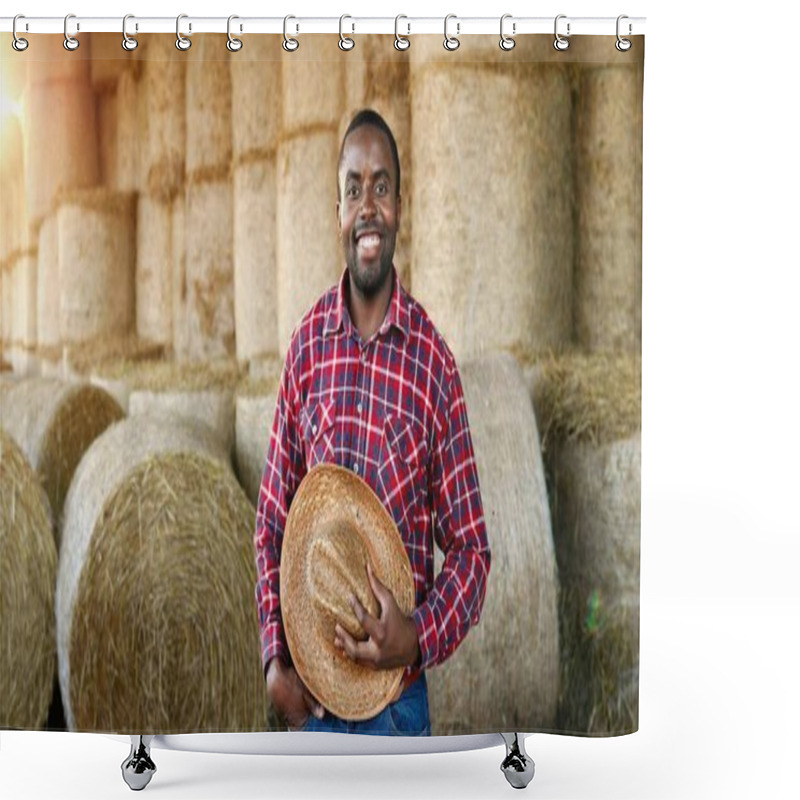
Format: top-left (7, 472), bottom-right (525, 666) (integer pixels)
top-left (281, 464), bottom-right (415, 721)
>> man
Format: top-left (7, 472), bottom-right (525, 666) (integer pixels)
top-left (254, 109), bottom-right (490, 736)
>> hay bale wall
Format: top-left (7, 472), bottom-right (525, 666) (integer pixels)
top-left (574, 40), bottom-right (644, 351)
top-left (277, 36), bottom-right (343, 355)
top-left (57, 415), bottom-right (268, 733)
top-left (58, 190), bottom-right (136, 344)
top-left (535, 353), bottom-right (641, 733)
top-left (0, 431), bottom-right (57, 729)
top-left (36, 214), bottom-right (60, 350)
top-left (410, 37), bottom-right (573, 363)
top-left (0, 378), bottom-right (125, 544)
top-left (136, 194), bottom-right (174, 346)
top-left (427, 353), bottom-right (559, 734)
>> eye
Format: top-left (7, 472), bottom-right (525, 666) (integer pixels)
top-left (375, 181), bottom-right (388, 196)
top-left (346, 184), bottom-right (360, 199)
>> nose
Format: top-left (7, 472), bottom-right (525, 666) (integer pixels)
top-left (358, 188), bottom-right (377, 219)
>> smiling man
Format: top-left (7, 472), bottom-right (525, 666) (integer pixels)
top-left (254, 109), bottom-right (491, 736)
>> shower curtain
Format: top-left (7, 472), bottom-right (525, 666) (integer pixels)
top-left (0, 26), bottom-right (644, 739)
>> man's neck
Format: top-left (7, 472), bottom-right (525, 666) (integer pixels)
top-left (346, 269), bottom-right (394, 343)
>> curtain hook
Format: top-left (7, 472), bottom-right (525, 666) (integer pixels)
top-left (227, 14), bottom-right (243, 51)
top-left (64, 13), bottom-right (79, 51)
top-left (12, 14), bottom-right (29, 51)
top-left (443, 14), bottom-right (460, 51)
top-left (339, 14), bottom-right (355, 51)
top-left (554, 14), bottom-right (570, 51)
top-left (122, 14), bottom-right (138, 51)
top-left (176, 13), bottom-right (192, 51)
top-left (616, 14), bottom-right (632, 52)
top-left (394, 15), bottom-right (410, 51)
top-left (283, 15), bottom-right (299, 51)
top-left (499, 14), bottom-right (515, 51)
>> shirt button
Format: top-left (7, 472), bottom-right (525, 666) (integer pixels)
top-left (357, 402), bottom-right (363, 414)
top-left (311, 424), bottom-right (317, 435)
top-left (361, 351), bottom-right (367, 363)
top-left (353, 463), bottom-right (359, 474)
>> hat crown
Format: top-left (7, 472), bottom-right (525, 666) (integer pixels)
top-left (308, 520), bottom-right (380, 640)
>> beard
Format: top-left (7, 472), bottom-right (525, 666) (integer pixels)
top-left (345, 234), bottom-right (395, 299)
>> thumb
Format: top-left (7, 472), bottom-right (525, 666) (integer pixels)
top-left (304, 689), bottom-right (324, 719)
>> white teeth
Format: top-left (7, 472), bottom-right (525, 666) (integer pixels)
top-left (358, 234), bottom-right (380, 249)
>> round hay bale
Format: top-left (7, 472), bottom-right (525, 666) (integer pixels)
top-left (115, 68), bottom-right (149, 193)
top-left (0, 378), bottom-right (125, 544)
top-left (276, 131), bottom-right (340, 354)
top-left (95, 86), bottom-right (118, 189)
top-left (410, 37), bottom-right (573, 362)
top-left (36, 213), bottom-right (60, 350)
top-left (143, 35), bottom-right (186, 202)
top-left (186, 36), bottom-right (232, 179)
top-left (0, 431), bottom-right (57, 729)
top-left (281, 35), bottom-right (343, 135)
top-left (233, 159), bottom-right (279, 362)
top-left (58, 189), bottom-right (136, 344)
top-left (427, 353), bottom-right (559, 734)
top-left (136, 194), bottom-right (174, 346)
top-left (185, 179), bottom-right (235, 360)
top-left (25, 80), bottom-right (99, 227)
top-left (231, 35), bottom-right (281, 161)
top-left (234, 371), bottom-right (281, 505)
top-left (575, 63), bottom-right (643, 351)
top-left (57, 415), bottom-right (269, 732)
top-left (534, 353), bottom-right (641, 734)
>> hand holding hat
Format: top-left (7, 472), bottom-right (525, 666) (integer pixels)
top-left (334, 562), bottom-right (420, 670)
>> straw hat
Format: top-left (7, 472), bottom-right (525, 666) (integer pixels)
top-left (280, 464), bottom-right (415, 721)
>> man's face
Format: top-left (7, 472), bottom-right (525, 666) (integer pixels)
top-left (336, 125), bottom-right (401, 299)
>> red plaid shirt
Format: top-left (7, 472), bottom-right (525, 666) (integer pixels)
top-left (254, 266), bottom-right (490, 683)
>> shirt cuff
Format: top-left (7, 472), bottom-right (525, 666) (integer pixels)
top-left (412, 603), bottom-right (439, 671)
top-left (261, 624), bottom-right (288, 676)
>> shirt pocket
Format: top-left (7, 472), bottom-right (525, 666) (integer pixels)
top-left (377, 413), bottom-right (428, 532)
top-left (300, 396), bottom-right (336, 468)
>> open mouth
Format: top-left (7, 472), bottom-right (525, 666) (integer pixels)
top-left (355, 230), bottom-right (382, 259)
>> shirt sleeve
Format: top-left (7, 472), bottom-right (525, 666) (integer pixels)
top-left (254, 345), bottom-right (305, 677)
top-left (411, 359), bottom-right (491, 670)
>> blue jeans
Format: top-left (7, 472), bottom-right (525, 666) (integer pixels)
top-left (300, 672), bottom-right (430, 736)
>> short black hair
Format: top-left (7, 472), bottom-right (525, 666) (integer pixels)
top-left (338, 109), bottom-right (401, 199)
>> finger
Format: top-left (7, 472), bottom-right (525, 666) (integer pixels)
top-left (335, 622), bottom-right (378, 668)
top-left (366, 562), bottom-right (389, 611)
top-left (303, 688), bottom-right (325, 719)
top-left (350, 593), bottom-right (381, 640)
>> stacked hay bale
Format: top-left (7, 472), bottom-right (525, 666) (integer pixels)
top-left (11, 247), bottom-right (38, 376)
top-left (341, 35), bottom-right (413, 291)
top-left (183, 36), bottom-right (235, 361)
top-left (534, 352), bottom-right (641, 733)
top-left (427, 353), bottom-right (559, 734)
top-left (24, 36), bottom-right (100, 230)
top-left (0, 378), bottom-right (125, 544)
top-left (277, 35), bottom-right (344, 354)
top-left (231, 36), bottom-right (281, 365)
top-left (0, 431), bottom-right (57, 729)
top-left (410, 35), bottom-right (573, 363)
top-left (115, 65), bottom-right (146, 193)
top-left (57, 415), bottom-right (269, 732)
top-left (57, 189), bottom-right (136, 344)
top-left (574, 37), bottom-right (644, 351)
top-left (137, 35), bottom-right (188, 350)
top-left (234, 361), bottom-right (282, 505)
top-left (36, 213), bottom-right (61, 374)
top-left (99, 360), bottom-right (244, 459)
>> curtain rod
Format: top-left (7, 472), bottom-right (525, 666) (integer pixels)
top-left (0, 16), bottom-right (646, 37)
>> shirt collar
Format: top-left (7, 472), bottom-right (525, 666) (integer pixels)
top-left (324, 265), bottom-right (410, 342)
